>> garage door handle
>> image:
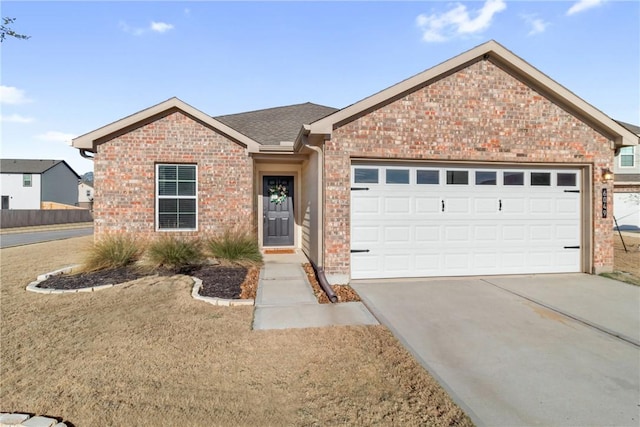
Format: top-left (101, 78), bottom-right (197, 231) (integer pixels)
top-left (499, 199), bottom-right (502, 211)
top-left (564, 246), bottom-right (580, 249)
top-left (350, 249), bottom-right (370, 253)
top-left (441, 200), bottom-right (445, 212)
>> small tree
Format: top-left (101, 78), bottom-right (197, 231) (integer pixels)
top-left (1, 17), bottom-right (30, 43)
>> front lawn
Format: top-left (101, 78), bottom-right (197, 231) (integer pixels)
top-left (0, 236), bottom-right (471, 426)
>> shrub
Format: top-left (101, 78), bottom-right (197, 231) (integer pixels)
top-left (83, 235), bottom-right (142, 271)
top-left (207, 229), bottom-right (263, 266)
top-left (146, 236), bottom-right (204, 272)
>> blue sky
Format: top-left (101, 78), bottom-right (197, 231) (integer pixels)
top-left (1, 0), bottom-right (638, 175)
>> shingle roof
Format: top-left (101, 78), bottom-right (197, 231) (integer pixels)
top-left (616, 121), bottom-right (640, 136)
top-left (215, 102), bottom-right (338, 145)
top-left (0, 159), bottom-right (79, 177)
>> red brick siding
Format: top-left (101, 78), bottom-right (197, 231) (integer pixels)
top-left (94, 111), bottom-right (254, 240)
top-left (324, 59), bottom-right (614, 278)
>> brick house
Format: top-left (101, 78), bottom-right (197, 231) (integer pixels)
top-left (72, 40), bottom-right (638, 284)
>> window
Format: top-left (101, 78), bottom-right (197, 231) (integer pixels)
top-left (156, 164), bottom-right (197, 230)
top-left (619, 146), bottom-right (635, 167)
top-left (354, 168), bottom-right (378, 184)
top-left (417, 170), bottom-right (439, 184)
top-left (504, 171), bottom-right (524, 186)
top-left (446, 170), bottom-right (468, 185)
top-left (86, 190), bottom-right (91, 197)
top-left (386, 169), bottom-right (409, 184)
top-left (557, 173), bottom-right (577, 187)
top-left (531, 172), bottom-right (551, 186)
top-left (476, 171), bottom-right (496, 185)
top-left (23, 173), bottom-right (32, 187)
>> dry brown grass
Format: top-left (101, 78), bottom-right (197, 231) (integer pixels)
top-left (610, 233), bottom-right (640, 285)
top-left (1, 236), bottom-right (472, 427)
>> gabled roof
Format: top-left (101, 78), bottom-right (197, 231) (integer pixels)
top-left (72, 97), bottom-right (262, 153)
top-left (307, 40), bottom-right (638, 147)
top-left (215, 102), bottom-right (338, 145)
top-left (617, 121), bottom-right (640, 136)
top-left (0, 159), bottom-right (80, 178)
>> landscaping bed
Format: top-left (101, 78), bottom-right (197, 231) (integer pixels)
top-left (303, 263), bottom-right (361, 303)
top-left (38, 265), bottom-right (261, 299)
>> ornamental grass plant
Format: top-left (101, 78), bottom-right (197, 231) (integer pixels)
top-left (207, 229), bottom-right (263, 266)
top-left (146, 236), bottom-right (204, 272)
top-left (82, 235), bottom-right (142, 272)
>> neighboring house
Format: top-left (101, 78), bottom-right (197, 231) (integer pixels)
top-left (72, 40), bottom-right (638, 283)
top-left (78, 181), bottom-right (94, 210)
top-left (613, 121), bottom-right (640, 230)
top-left (0, 159), bottom-right (80, 210)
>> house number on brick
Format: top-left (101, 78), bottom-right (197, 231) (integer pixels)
top-left (602, 188), bottom-right (607, 218)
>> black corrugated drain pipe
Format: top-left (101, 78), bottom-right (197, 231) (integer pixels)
top-left (308, 258), bottom-right (338, 303)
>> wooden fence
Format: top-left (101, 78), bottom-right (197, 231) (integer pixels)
top-left (0, 209), bottom-right (93, 229)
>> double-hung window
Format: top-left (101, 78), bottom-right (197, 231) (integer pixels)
top-left (23, 173), bottom-right (32, 187)
top-left (156, 164), bottom-right (197, 230)
top-left (619, 146), bottom-right (635, 167)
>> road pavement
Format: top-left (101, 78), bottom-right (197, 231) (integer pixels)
top-left (0, 227), bottom-right (93, 248)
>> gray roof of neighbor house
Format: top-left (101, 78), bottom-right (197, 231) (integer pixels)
top-left (215, 102), bottom-right (338, 145)
top-left (0, 159), bottom-right (80, 178)
top-left (617, 121), bottom-right (640, 136)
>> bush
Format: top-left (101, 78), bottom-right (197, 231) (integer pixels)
top-left (146, 236), bottom-right (204, 272)
top-left (83, 235), bottom-right (142, 271)
top-left (207, 229), bottom-right (262, 266)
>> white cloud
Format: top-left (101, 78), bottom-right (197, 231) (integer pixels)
top-left (521, 14), bottom-right (549, 36)
top-left (567, 0), bottom-right (606, 16)
top-left (0, 86), bottom-right (32, 105)
top-left (119, 20), bottom-right (174, 36)
top-left (417, 0), bottom-right (507, 43)
top-left (37, 131), bottom-right (76, 145)
top-left (0, 113), bottom-right (34, 123)
top-left (150, 22), bottom-right (174, 33)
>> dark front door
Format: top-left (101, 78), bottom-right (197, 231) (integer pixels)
top-left (1, 196), bottom-right (9, 210)
top-left (263, 176), bottom-right (294, 246)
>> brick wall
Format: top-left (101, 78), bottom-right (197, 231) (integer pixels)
top-left (324, 59), bottom-right (614, 279)
top-left (94, 111), bottom-right (254, 240)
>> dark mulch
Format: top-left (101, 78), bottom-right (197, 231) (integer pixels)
top-left (37, 265), bottom-right (256, 300)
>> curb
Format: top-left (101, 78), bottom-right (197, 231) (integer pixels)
top-left (27, 266), bottom-right (255, 307)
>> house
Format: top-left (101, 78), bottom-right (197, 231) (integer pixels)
top-left (78, 181), bottom-right (94, 210)
top-left (72, 40), bottom-right (638, 283)
top-left (613, 121), bottom-right (640, 230)
top-left (0, 159), bottom-right (80, 210)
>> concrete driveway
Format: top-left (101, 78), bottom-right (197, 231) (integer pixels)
top-left (352, 274), bottom-right (640, 427)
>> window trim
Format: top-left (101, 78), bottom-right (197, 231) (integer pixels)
top-left (23, 173), bottom-right (32, 187)
top-left (619, 146), bottom-right (635, 168)
top-left (155, 163), bottom-right (198, 232)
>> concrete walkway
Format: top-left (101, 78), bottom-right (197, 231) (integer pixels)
top-left (252, 251), bottom-right (378, 330)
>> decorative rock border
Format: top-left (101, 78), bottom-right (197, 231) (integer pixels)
top-left (191, 277), bottom-right (254, 306)
top-left (26, 266), bottom-right (255, 307)
top-left (0, 412), bottom-right (67, 427)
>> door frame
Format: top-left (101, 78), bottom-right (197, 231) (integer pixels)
top-left (256, 165), bottom-right (301, 249)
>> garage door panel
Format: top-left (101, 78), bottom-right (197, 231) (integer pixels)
top-left (351, 164), bottom-right (582, 279)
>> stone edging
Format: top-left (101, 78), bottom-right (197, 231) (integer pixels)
top-left (0, 412), bottom-right (67, 426)
top-left (190, 277), bottom-right (254, 306)
top-left (26, 266), bottom-right (254, 307)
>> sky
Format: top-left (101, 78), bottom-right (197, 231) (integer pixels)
top-left (1, 0), bottom-right (639, 175)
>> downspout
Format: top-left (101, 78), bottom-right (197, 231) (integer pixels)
top-left (80, 149), bottom-right (95, 160)
top-left (303, 140), bottom-right (338, 303)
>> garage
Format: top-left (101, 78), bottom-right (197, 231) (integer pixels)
top-left (351, 164), bottom-right (583, 279)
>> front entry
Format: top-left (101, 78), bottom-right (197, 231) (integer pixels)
top-left (263, 176), bottom-right (294, 246)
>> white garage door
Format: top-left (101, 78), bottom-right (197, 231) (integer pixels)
top-left (351, 164), bottom-right (582, 279)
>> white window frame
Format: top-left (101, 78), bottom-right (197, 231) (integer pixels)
top-left (23, 173), bottom-right (32, 187)
top-left (619, 146), bottom-right (635, 168)
top-left (155, 164), bottom-right (198, 231)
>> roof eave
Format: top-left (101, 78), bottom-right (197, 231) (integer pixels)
top-left (71, 97), bottom-right (261, 153)
top-left (309, 40), bottom-right (638, 147)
